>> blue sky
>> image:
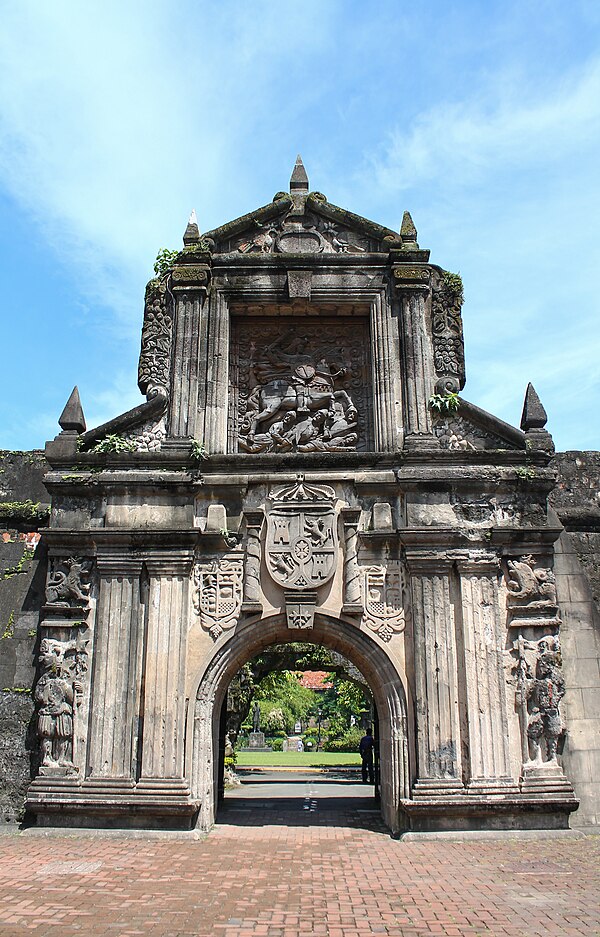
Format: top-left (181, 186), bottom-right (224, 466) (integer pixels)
top-left (1, 0), bottom-right (598, 451)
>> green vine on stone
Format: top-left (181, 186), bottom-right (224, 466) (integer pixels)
top-left (91, 435), bottom-right (136, 454)
top-left (190, 440), bottom-right (207, 463)
top-left (442, 270), bottom-right (464, 304)
top-left (1, 611), bottom-right (15, 640)
top-left (515, 466), bottom-right (537, 481)
top-left (154, 248), bottom-right (179, 276)
top-left (0, 500), bottom-right (49, 521)
top-left (429, 392), bottom-right (460, 415)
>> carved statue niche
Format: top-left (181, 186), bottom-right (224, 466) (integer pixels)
top-left (234, 322), bottom-right (367, 453)
top-left (35, 636), bottom-right (89, 774)
top-left (514, 635), bottom-right (565, 766)
top-left (45, 556), bottom-right (92, 608)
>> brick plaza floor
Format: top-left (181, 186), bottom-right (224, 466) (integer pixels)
top-left (0, 771), bottom-right (599, 937)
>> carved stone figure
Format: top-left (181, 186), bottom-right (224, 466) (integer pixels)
top-left (45, 557), bottom-right (92, 607)
top-left (362, 564), bottom-right (406, 642)
top-left (35, 636), bottom-right (88, 773)
top-left (507, 555), bottom-right (558, 606)
top-left (235, 325), bottom-right (361, 453)
top-left (514, 635), bottom-right (565, 764)
top-left (266, 478), bottom-right (337, 590)
top-left (193, 558), bottom-right (244, 640)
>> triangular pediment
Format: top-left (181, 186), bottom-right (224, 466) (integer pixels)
top-left (202, 192), bottom-right (404, 257)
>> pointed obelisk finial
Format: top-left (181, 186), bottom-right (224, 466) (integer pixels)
top-left (183, 208), bottom-right (200, 246)
top-left (520, 382), bottom-right (554, 454)
top-left (290, 155), bottom-right (309, 194)
top-left (400, 211), bottom-right (418, 245)
top-left (520, 382), bottom-right (547, 432)
top-left (58, 386), bottom-right (86, 434)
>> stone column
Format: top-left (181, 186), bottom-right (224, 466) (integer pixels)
top-left (393, 270), bottom-right (438, 448)
top-left (242, 511), bottom-right (263, 614)
top-left (406, 553), bottom-right (463, 794)
top-left (203, 290), bottom-right (230, 454)
top-left (456, 556), bottom-right (517, 793)
top-left (86, 551), bottom-right (144, 787)
top-left (169, 290), bottom-right (205, 439)
top-left (137, 550), bottom-right (194, 795)
top-left (341, 508), bottom-right (363, 615)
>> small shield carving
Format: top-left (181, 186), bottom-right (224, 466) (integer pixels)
top-left (267, 508), bottom-right (337, 589)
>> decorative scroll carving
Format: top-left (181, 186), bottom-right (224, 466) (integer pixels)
top-left (193, 558), bottom-right (244, 640)
top-left (514, 634), bottom-right (565, 765)
top-left (232, 320), bottom-right (371, 452)
top-left (431, 274), bottom-right (465, 392)
top-left (236, 215), bottom-right (369, 255)
top-left (266, 476), bottom-right (337, 591)
top-left (125, 417), bottom-right (166, 452)
top-left (35, 636), bottom-right (89, 775)
top-left (505, 555), bottom-right (560, 628)
top-left (45, 557), bottom-right (92, 608)
top-left (433, 415), bottom-right (513, 451)
top-left (137, 281), bottom-right (172, 400)
top-left (362, 563), bottom-right (406, 642)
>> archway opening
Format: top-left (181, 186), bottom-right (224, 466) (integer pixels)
top-left (219, 640), bottom-right (380, 829)
top-left (189, 614), bottom-right (410, 834)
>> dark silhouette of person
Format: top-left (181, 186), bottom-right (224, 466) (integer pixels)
top-left (359, 729), bottom-right (374, 783)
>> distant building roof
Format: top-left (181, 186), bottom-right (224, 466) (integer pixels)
top-left (297, 671), bottom-right (333, 690)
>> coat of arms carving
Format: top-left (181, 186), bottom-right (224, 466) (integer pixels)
top-left (266, 477), bottom-right (338, 591)
top-left (193, 558), bottom-right (244, 640)
top-left (362, 564), bottom-right (406, 641)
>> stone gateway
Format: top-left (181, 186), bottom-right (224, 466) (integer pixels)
top-left (24, 157), bottom-right (597, 834)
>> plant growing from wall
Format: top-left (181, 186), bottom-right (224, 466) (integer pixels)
top-left (91, 435), bottom-right (136, 454)
top-left (442, 270), bottom-right (464, 303)
top-left (0, 500), bottom-right (49, 521)
top-left (154, 248), bottom-right (179, 276)
top-left (428, 392), bottom-right (460, 415)
top-left (190, 440), bottom-right (207, 463)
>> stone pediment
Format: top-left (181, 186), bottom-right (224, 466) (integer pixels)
top-left (202, 193), bottom-right (402, 257)
top-left (432, 398), bottom-right (526, 451)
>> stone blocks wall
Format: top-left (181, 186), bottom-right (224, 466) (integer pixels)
top-left (550, 451), bottom-right (600, 828)
top-left (0, 450), bottom-right (49, 822)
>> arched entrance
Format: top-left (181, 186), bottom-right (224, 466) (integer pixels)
top-left (189, 613), bottom-right (411, 833)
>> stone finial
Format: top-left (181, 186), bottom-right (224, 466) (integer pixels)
top-left (520, 382), bottom-right (548, 431)
top-left (58, 386), bottom-right (86, 434)
top-left (183, 209), bottom-right (200, 246)
top-left (290, 155), bottom-right (309, 194)
top-left (400, 211), bottom-right (418, 244)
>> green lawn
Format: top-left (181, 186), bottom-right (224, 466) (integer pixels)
top-left (235, 751), bottom-right (361, 767)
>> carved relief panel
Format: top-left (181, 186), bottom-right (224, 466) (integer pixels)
top-left (229, 317), bottom-right (373, 453)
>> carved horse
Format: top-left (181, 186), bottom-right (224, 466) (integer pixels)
top-left (245, 379), bottom-right (355, 438)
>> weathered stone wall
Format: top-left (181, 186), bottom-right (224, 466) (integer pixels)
top-left (1, 448), bottom-right (599, 826)
top-left (550, 451), bottom-right (600, 829)
top-left (0, 450), bottom-right (49, 822)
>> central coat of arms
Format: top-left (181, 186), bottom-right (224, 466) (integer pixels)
top-left (266, 477), bottom-right (338, 590)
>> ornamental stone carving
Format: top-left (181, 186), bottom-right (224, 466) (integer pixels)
top-left (431, 272), bottom-right (465, 393)
top-left (137, 280), bottom-right (172, 400)
top-left (514, 634), bottom-right (566, 766)
top-left (505, 555), bottom-right (560, 628)
top-left (236, 215), bottom-right (369, 255)
top-left (232, 321), bottom-right (370, 452)
top-left (362, 563), bottom-right (406, 642)
top-left (35, 636), bottom-right (89, 775)
top-left (193, 557), bottom-right (244, 640)
top-left (266, 477), bottom-right (337, 590)
top-left (45, 556), bottom-right (92, 608)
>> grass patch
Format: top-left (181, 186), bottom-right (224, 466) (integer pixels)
top-left (235, 751), bottom-right (361, 767)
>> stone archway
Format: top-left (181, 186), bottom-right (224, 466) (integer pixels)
top-left (189, 613), bottom-right (410, 833)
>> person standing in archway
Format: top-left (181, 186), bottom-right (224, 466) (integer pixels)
top-left (359, 728), bottom-right (374, 784)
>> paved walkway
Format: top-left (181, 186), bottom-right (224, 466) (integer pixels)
top-left (0, 770), bottom-right (598, 937)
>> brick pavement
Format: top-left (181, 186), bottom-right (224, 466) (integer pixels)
top-left (0, 774), bottom-right (599, 937)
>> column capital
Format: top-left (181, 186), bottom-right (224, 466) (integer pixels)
top-left (143, 549), bottom-right (195, 577)
top-left (96, 549), bottom-right (144, 577)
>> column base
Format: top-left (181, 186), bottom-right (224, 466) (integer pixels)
top-left (520, 762), bottom-right (575, 796)
top-left (399, 791), bottom-right (579, 834)
top-left (412, 778), bottom-right (464, 798)
top-left (26, 775), bottom-right (197, 830)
